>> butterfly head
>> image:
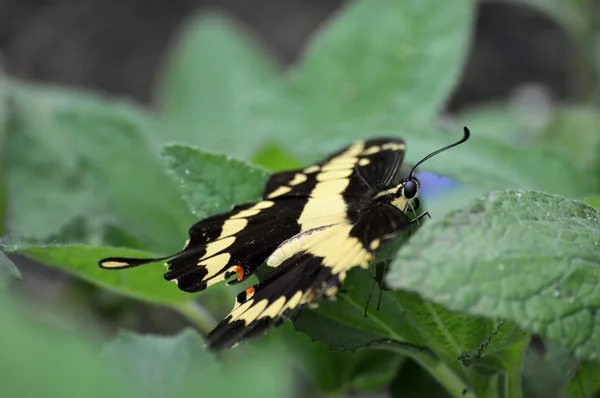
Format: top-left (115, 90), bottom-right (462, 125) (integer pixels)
top-left (390, 127), bottom-right (471, 213)
top-left (390, 177), bottom-right (421, 212)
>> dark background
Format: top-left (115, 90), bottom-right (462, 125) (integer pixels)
top-left (0, 0), bottom-right (569, 111)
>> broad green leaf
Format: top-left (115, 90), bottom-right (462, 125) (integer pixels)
top-left (162, 144), bottom-right (270, 217)
top-left (486, 0), bottom-right (586, 37)
top-left (387, 189), bottom-right (600, 361)
top-left (5, 81), bottom-right (193, 252)
top-left (585, 196), bottom-right (600, 208)
top-left (0, 250), bottom-right (20, 288)
top-left (9, 245), bottom-right (192, 305)
top-left (101, 329), bottom-right (220, 398)
top-left (0, 68), bottom-right (7, 234)
top-left (285, 0), bottom-right (474, 132)
top-left (0, 297), bottom-right (138, 398)
top-left (251, 143), bottom-right (303, 172)
top-left (391, 359), bottom-right (452, 398)
top-left (541, 105), bottom-right (600, 174)
top-left (457, 102), bottom-right (541, 145)
top-left (103, 329), bottom-right (293, 398)
top-left (157, 12), bottom-right (280, 159)
top-left (280, 323), bottom-right (404, 393)
top-left (294, 268), bottom-right (527, 397)
top-left (566, 360), bottom-right (600, 398)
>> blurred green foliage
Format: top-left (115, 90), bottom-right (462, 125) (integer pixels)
top-left (1, 0), bottom-right (600, 397)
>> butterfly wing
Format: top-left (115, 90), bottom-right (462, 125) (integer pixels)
top-left (206, 222), bottom-right (371, 349)
top-left (99, 137), bottom-right (407, 301)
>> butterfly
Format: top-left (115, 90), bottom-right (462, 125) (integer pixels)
top-left (99, 127), bottom-right (470, 349)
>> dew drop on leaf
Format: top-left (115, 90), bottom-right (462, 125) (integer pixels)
top-left (553, 289), bottom-right (561, 298)
top-left (184, 169), bottom-right (190, 175)
top-left (497, 263), bottom-right (505, 271)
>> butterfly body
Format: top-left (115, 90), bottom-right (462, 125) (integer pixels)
top-left (99, 129), bottom-right (470, 349)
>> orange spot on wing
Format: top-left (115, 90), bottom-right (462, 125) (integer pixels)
top-left (234, 266), bottom-right (244, 281)
top-left (246, 287), bottom-right (255, 295)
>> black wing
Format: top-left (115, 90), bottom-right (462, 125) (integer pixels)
top-left (263, 138), bottom-right (406, 200)
top-left (205, 202), bottom-right (412, 349)
top-left (206, 222), bottom-right (372, 349)
top-left (99, 137), bottom-right (406, 305)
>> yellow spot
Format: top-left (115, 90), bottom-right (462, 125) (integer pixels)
top-left (289, 173), bottom-right (307, 186)
top-left (382, 142), bottom-right (405, 150)
top-left (260, 296), bottom-right (287, 319)
top-left (230, 299), bottom-right (254, 321)
top-left (267, 185), bottom-right (292, 198)
top-left (218, 218), bottom-right (248, 239)
top-left (329, 156), bottom-right (358, 165)
top-left (370, 239), bottom-right (381, 250)
top-left (232, 200), bottom-right (274, 219)
top-left (303, 165), bottom-right (320, 173)
top-left (236, 299), bottom-right (269, 325)
top-left (203, 236), bottom-right (235, 258)
top-left (358, 158), bottom-right (370, 166)
top-left (99, 261), bottom-right (131, 269)
top-left (182, 239), bottom-right (190, 249)
top-left (362, 146), bottom-right (381, 155)
top-left (316, 169), bottom-right (353, 181)
top-left (283, 291), bottom-right (304, 312)
top-left (300, 290), bottom-right (317, 305)
top-left (201, 252), bottom-right (232, 276)
top-left (321, 163), bottom-right (353, 172)
top-left (308, 302), bottom-right (320, 309)
top-left (325, 286), bottom-right (339, 297)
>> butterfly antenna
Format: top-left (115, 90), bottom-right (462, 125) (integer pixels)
top-left (408, 127), bottom-right (471, 180)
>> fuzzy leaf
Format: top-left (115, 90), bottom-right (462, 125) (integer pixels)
top-left (0, 250), bottom-right (20, 288)
top-left (157, 12), bottom-right (280, 159)
top-left (285, 0), bottom-right (474, 131)
top-left (9, 245), bottom-right (192, 305)
top-left (161, 144), bottom-right (270, 217)
top-left (387, 189), bottom-right (600, 361)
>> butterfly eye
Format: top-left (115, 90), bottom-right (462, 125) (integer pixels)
top-left (403, 179), bottom-right (418, 199)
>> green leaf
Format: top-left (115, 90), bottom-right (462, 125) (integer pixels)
top-left (161, 144), bottom-right (270, 217)
top-left (103, 329), bottom-right (293, 398)
top-left (457, 102), bottom-right (540, 145)
top-left (157, 12), bottom-right (280, 159)
top-left (101, 329), bottom-right (220, 398)
top-left (0, 296), bottom-right (138, 398)
top-left (285, 0), bottom-right (474, 132)
top-left (294, 267), bottom-right (527, 397)
top-left (251, 143), bottom-right (303, 172)
top-left (540, 105), bottom-right (600, 175)
top-left (5, 81), bottom-right (193, 252)
top-left (387, 189), bottom-right (600, 362)
top-left (280, 323), bottom-right (404, 393)
top-left (566, 360), bottom-right (600, 398)
top-left (0, 250), bottom-right (20, 288)
top-left (0, 68), bottom-right (8, 234)
top-left (9, 245), bottom-right (192, 305)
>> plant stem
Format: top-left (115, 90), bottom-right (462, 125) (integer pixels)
top-left (173, 300), bottom-right (216, 335)
top-left (504, 365), bottom-right (523, 398)
top-left (411, 352), bottom-right (477, 398)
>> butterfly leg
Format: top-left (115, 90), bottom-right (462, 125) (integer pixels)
top-left (364, 262), bottom-right (378, 317)
top-left (411, 211), bottom-right (430, 227)
top-left (377, 249), bottom-right (393, 310)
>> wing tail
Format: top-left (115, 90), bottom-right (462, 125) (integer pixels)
top-left (98, 253), bottom-right (177, 270)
